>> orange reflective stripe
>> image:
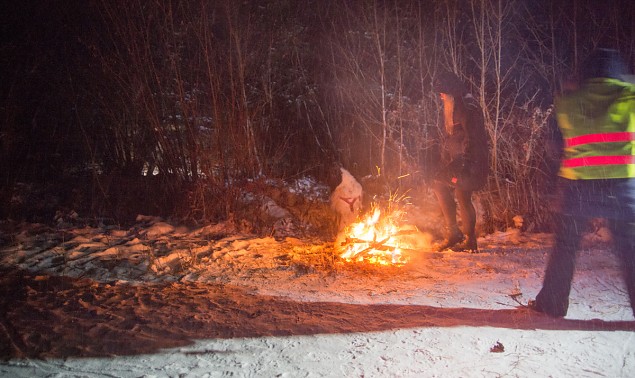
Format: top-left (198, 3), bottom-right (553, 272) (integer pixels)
top-left (562, 155), bottom-right (635, 168)
top-left (565, 132), bottom-right (635, 147)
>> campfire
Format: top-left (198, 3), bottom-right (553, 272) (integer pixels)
top-left (336, 200), bottom-right (427, 265)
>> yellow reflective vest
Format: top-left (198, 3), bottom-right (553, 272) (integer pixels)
top-left (556, 78), bottom-right (635, 180)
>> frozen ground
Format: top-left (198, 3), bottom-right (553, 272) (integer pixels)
top-left (1, 217), bottom-right (634, 377)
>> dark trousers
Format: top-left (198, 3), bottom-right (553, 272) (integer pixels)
top-left (433, 181), bottom-right (476, 242)
top-left (536, 213), bottom-right (635, 317)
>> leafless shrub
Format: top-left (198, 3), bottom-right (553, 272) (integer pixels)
top-left (4, 0), bottom-right (634, 233)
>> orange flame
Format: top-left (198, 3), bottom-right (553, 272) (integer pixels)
top-left (337, 204), bottom-right (414, 265)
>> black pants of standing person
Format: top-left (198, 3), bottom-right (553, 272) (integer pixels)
top-left (535, 213), bottom-right (635, 317)
top-left (535, 178), bottom-right (635, 318)
top-left (433, 181), bottom-right (477, 250)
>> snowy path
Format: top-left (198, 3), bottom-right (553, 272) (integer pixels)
top-left (1, 220), bottom-right (634, 377)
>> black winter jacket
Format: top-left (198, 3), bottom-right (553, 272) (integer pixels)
top-left (438, 94), bottom-right (489, 191)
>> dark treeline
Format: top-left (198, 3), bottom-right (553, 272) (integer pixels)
top-left (1, 0), bottom-right (634, 229)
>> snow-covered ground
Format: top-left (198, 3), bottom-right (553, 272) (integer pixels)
top-left (1, 215), bottom-right (634, 377)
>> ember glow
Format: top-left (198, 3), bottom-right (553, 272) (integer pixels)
top-left (337, 204), bottom-right (417, 265)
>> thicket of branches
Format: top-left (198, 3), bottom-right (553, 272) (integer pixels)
top-left (1, 0), bottom-right (634, 230)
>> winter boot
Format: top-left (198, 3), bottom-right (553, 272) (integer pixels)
top-left (453, 235), bottom-right (478, 253)
top-left (436, 227), bottom-right (464, 252)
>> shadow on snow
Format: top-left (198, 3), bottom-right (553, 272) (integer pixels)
top-left (1, 267), bottom-right (633, 359)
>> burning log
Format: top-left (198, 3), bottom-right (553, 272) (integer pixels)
top-left (335, 201), bottom-right (431, 265)
top-left (341, 236), bottom-right (393, 257)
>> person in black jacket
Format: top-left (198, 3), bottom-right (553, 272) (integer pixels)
top-left (432, 72), bottom-right (489, 252)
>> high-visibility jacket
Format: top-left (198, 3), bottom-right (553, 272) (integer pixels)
top-left (556, 78), bottom-right (635, 180)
